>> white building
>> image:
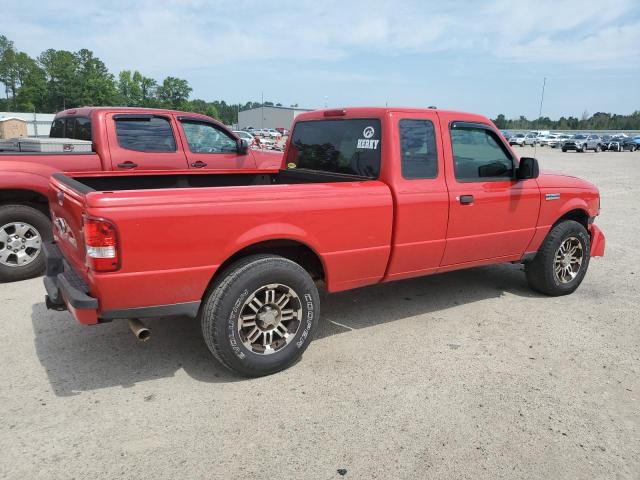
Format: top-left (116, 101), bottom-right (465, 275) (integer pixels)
top-left (0, 112), bottom-right (56, 137)
top-left (238, 105), bottom-right (313, 131)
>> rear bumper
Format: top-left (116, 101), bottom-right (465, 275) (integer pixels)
top-left (43, 242), bottom-right (201, 324)
top-left (43, 242), bottom-right (99, 325)
top-left (589, 224), bottom-right (605, 257)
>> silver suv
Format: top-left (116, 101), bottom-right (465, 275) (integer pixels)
top-left (562, 134), bottom-right (601, 152)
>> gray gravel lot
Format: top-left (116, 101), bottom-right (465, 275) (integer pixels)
top-left (1, 147), bottom-right (638, 479)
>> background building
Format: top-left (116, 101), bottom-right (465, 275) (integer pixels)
top-left (238, 105), bottom-right (313, 130)
top-left (0, 112), bottom-right (56, 137)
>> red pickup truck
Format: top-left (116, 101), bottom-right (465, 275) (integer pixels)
top-left (0, 107), bottom-right (281, 282)
top-left (43, 107), bottom-right (605, 376)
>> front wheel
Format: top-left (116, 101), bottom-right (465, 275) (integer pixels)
top-left (200, 255), bottom-right (320, 376)
top-left (0, 204), bottom-right (52, 282)
top-left (525, 220), bottom-right (591, 296)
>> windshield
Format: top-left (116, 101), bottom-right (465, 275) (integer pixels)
top-left (573, 134), bottom-right (587, 139)
top-left (286, 119), bottom-right (381, 178)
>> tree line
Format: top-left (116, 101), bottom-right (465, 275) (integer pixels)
top-left (492, 112), bottom-right (640, 131)
top-left (1, 35), bottom-right (638, 129)
top-left (0, 35), bottom-right (299, 125)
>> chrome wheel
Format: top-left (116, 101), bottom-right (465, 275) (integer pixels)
top-left (553, 236), bottom-right (583, 284)
top-left (238, 283), bottom-right (302, 355)
top-left (0, 222), bottom-right (42, 267)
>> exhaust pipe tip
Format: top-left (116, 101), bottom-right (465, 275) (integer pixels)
top-left (128, 319), bottom-right (151, 342)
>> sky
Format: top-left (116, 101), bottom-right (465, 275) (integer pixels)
top-left (2, 0), bottom-right (639, 119)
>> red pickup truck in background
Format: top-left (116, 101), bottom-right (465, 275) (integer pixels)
top-left (44, 107), bottom-right (605, 376)
top-left (0, 107), bottom-right (281, 282)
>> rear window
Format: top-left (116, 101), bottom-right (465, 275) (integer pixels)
top-left (49, 117), bottom-right (92, 141)
top-left (286, 119), bottom-right (381, 178)
top-left (115, 116), bottom-right (176, 152)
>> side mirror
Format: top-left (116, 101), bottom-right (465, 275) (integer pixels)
top-left (517, 157), bottom-right (539, 180)
top-left (237, 138), bottom-right (249, 155)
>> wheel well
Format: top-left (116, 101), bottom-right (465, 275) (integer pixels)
top-left (0, 189), bottom-right (50, 217)
top-left (553, 209), bottom-right (589, 230)
top-left (214, 240), bottom-right (325, 284)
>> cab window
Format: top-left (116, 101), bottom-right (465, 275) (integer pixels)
top-left (181, 121), bottom-right (237, 153)
top-left (450, 124), bottom-right (514, 181)
top-left (115, 116), bottom-right (176, 152)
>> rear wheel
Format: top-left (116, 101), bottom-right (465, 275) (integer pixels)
top-left (200, 254), bottom-right (320, 376)
top-left (595, 144), bottom-right (601, 152)
top-left (525, 220), bottom-right (591, 296)
top-left (0, 205), bottom-right (52, 283)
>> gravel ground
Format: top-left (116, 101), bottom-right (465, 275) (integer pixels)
top-left (1, 146), bottom-right (638, 479)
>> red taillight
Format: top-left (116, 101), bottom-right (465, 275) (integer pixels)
top-left (83, 218), bottom-right (119, 272)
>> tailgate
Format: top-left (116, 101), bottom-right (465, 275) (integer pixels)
top-left (49, 173), bottom-right (90, 276)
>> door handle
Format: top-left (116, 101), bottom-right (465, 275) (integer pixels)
top-left (191, 161), bottom-right (208, 168)
top-left (459, 195), bottom-right (474, 205)
top-left (117, 161), bottom-right (138, 169)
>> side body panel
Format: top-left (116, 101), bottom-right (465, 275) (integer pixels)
top-left (61, 180), bottom-right (394, 312)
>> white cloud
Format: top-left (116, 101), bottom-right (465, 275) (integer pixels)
top-left (2, 0), bottom-right (639, 71)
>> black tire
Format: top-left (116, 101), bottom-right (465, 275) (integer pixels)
top-left (562, 148), bottom-right (567, 152)
top-left (595, 144), bottom-right (601, 152)
top-left (0, 204), bottom-right (52, 283)
top-left (525, 220), bottom-right (591, 296)
top-left (200, 254), bottom-right (320, 376)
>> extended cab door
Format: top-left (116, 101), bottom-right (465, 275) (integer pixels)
top-left (176, 117), bottom-right (257, 170)
top-left (440, 120), bottom-right (540, 266)
top-left (105, 113), bottom-right (189, 170)
top-left (384, 110), bottom-right (449, 281)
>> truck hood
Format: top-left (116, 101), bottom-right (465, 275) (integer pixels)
top-left (537, 170), bottom-right (598, 190)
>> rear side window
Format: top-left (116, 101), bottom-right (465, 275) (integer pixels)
top-left (450, 124), bottom-right (514, 181)
top-left (399, 119), bottom-right (438, 179)
top-left (286, 119), bottom-right (381, 178)
top-left (115, 116), bottom-right (176, 152)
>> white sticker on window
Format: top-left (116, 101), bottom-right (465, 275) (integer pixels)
top-left (357, 138), bottom-right (380, 149)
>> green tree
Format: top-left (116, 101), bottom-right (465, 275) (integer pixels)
top-left (75, 48), bottom-right (117, 106)
top-left (38, 49), bottom-right (80, 110)
top-left (156, 76), bottom-right (192, 108)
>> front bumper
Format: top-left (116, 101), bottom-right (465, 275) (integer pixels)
top-left (43, 242), bottom-right (99, 325)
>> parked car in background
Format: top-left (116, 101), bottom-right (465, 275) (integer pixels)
top-left (275, 127), bottom-right (290, 135)
top-left (633, 136), bottom-right (640, 147)
top-left (535, 134), bottom-right (556, 146)
top-left (606, 136), bottom-right (638, 152)
top-left (508, 133), bottom-right (526, 146)
top-left (265, 129), bottom-right (282, 138)
top-left (233, 130), bottom-right (257, 145)
top-left (548, 134), bottom-right (572, 148)
top-left (598, 135), bottom-right (614, 150)
top-left (562, 134), bottom-right (601, 152)
top-left (524, 133), bottom-right (537, 146)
